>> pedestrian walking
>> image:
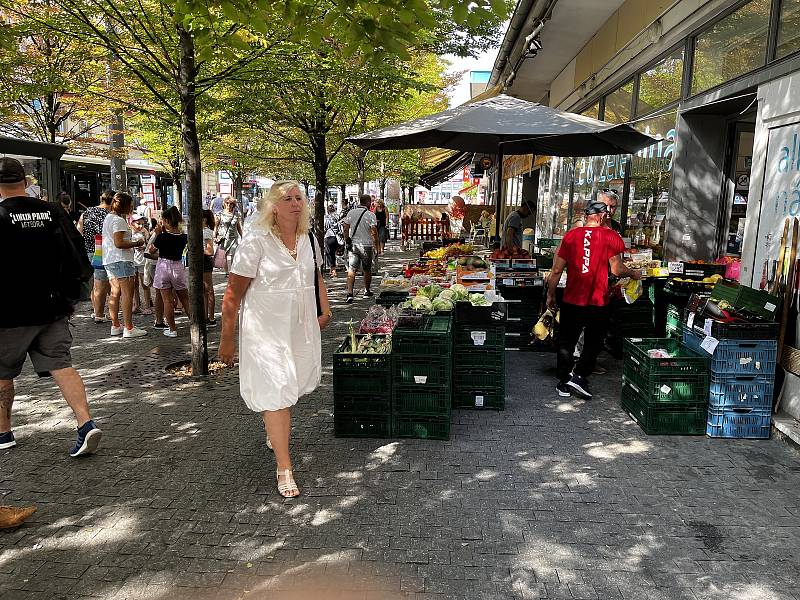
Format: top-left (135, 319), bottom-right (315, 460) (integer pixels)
top-left (202, 209), bottom-right (216, 326)
top-left (323, 204), bottom-right (341, 278)
top-left (546, 201), bottom-right (641, 399)
top-left (77, 190), bottom-right (114, 324)
top-left (149, 207), bottom-right (190, 338)
top-left (0, 157), bottom-right (102, 456)
top-left (214, 196), bottom-right (242, 274)
top-left (218, 180), bottom-right (331, 498)
top-left (374, 199), bottom-right (389, 249)
top-left (343, 194), bottom-right (379, 303)
top-left (131, 215), bottom-right (153, 315)
top-left (103, 192), bottom-right (148, 338)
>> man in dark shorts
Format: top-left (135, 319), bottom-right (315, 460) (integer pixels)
top-left (546, 201), bottom-right (641, 399)
top-left (0, 158), bottom-right (102, 456)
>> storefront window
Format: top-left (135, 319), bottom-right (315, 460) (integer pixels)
top-left (777, 0), bottom-right (800, 59)
top-left (691, 0), bottom-right (770, 95)
top-left (637, 48), bottom-right (684, 116)
top-left (604, 81), bottom-right (634, 124)
top-left (626, 110), bottom-right (678, 258)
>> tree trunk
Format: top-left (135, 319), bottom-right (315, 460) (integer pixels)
top-left (311, 134), bottom-right (328, 246)
top-left (379, 177), bottom-right (387, 201)
top-left (356, 149), bottom-right (367, 197)
top-left (109, 110), bottom-right (127, 192)
top-left (178, 24), bottom-right (208, 377)
top-left (339, 184), bottom-right (346, 211)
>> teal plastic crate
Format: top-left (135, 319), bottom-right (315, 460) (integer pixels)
top-left (454, 324), bottom-right (506, 349)
top-left (393, 356), bottom-right (451, 388)
top-left (392, 384), bottom-right (451, 416)
top-left (334, 413), bottom-right (391, 438)
top-left (392, 415), bottom-right (450, 440)
top-left (452, 384), bottom-right (505, 410)
top-left (621, 380), bottom-right (706, 435)
top-left (393, 315), bottom-right (452, 356)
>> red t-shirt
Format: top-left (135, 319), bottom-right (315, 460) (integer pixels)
top-left (556, 226), bottom-right (626, 306)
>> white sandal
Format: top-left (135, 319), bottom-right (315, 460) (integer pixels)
top-left (276, 469), bottom-right (299, 498)
top-left (266, 436), bottom-right (273, 451)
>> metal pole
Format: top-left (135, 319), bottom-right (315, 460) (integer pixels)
top-left (494, 141), bottom-right (504, 241)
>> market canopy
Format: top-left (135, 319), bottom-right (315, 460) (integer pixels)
top-left (418, 151), bottom-right (473, 189)
top-left (347, 94), bottom-right (656, 157)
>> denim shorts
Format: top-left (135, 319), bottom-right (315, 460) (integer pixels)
top-left (105, 261), bottom-right (136, 280)
top-left (88, 252), bottom-right (108, 281)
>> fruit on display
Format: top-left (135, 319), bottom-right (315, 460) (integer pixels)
top-left (423, 243), bottom-right (474, 260)
top-left (456, 255), bottom-right (489, 269)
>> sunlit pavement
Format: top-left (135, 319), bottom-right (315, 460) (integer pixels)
top-left (1, 241), bottom-right (799, 600)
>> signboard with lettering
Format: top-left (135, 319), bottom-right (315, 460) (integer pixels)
top-left (753, 123), bottom-right (800, 288)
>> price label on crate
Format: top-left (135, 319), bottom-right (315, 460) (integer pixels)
top-left (413, 375), bottom-right (428, 384)
top-left (687, 313), bottom-right (695, 329)
top-left (668, 262), bottom-right (684, 274)
top-left (660, 384), bottom-right (672, 395)
top-left (470, 331), bottom-right (487, 346)
top-left (700, 335), bottom-right (719, 354)
top-left (475, 395), bottom-right (484, 408)
top-left (703, 318), bottom-right (713, 336)
top-left (764, 301), bottom-right (777, 313)
top-left (502, 278), bottom-right (514, 286)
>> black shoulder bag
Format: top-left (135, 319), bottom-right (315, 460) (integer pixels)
top-left (308, 232), bottom-right (323, 317)
top-left (345, 208), bottom-right (368, 252)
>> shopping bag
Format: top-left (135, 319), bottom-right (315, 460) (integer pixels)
top-left (213, 244), bottom-right (227, 269)
top-left (91, 234), bottom-right (103, 268)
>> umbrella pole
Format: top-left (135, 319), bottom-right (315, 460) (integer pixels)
top-left (494, 141), bottom-right (504, 242)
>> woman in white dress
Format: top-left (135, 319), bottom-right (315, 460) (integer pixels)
top-left (218, 181), bottom-right (332, 498)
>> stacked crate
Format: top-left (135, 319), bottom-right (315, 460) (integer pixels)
top-left (333, 335), bottom-right (392, 438)
top-left (621, 338), bottom-right (710, 435)
top-left (683, 327), bottom-right (777, 439)
top-left (665, 304), bottom-right (685, 339)
top-left (391, 315), bottom-right (453, 439)
top-left (452, 322), bottom-right (506, 410)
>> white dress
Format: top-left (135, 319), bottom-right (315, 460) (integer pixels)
top-left (230, 226), bottom-right (322, 412)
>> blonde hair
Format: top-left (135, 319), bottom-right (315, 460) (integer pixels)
top-left (255, 180), bottom-right (310, 236)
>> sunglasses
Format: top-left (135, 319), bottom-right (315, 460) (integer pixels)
top-left (602, 188), bottom-right (618, 195)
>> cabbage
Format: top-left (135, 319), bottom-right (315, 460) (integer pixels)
top-left (449, 284), bottom-right (468, 301)
top-left (437, 289), bottom-right (455, 301)
top-left (431, 298), bottom-right (454, 312)
top-left (411, 296), bottom-right (433, 311)
top-left (469, 293), bottom-right (490, 306)
top-left (417, 284), bottom-right (442, 300)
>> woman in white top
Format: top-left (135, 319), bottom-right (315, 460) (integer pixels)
top-left (218, 181), bottom-right (332, 498)
top-left (130, 215), bottom-right (153, 316)
top-left (102, 192), bottom-right (147, 338)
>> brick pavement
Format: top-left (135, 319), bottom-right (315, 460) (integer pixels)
top-left (1, 244), bottom-right (799, 600)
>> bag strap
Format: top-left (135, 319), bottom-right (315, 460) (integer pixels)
top-left (349, 208), bottom-right (368, 241)
top-left (309, 232), bottom-right (322, 317)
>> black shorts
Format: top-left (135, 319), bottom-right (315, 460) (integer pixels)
top-left (203, 254), bottom-right (214, 273)
top-left (0, 318), bottom-right (73, 379)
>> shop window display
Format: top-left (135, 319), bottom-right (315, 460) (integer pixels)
top-left (691, 0), bottom-right (770, 95)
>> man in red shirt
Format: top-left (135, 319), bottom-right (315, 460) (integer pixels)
top-left (546, 201), bottom-right (641, 399)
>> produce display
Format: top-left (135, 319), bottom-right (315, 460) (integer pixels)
top-left (358, 305), bottom-right (398, 334)
top-left (379, 277), bottom-right (411, 292)
top-left (423, 242), bottom-right (474, 260)
top-left (344, 322), bottom-right (391, 354)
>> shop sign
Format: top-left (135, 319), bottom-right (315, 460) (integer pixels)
top-left (754, 123), bottom-right (800, 286)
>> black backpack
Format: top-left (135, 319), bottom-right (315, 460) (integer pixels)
top-left (52, 205), bottom-right (93, 304)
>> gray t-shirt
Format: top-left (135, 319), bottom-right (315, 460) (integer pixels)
top-left (503, 210), bottom-right (523, 248)
top-left (345, 207), bottom-right (377, 247)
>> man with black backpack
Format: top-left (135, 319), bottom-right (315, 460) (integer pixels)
top-left (0, 158), bottom-right (101, 457)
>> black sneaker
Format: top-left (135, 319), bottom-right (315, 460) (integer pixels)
top-left (153, 322), bottom-right (167, 330)
top-left (363, 290), bottom-right (374, 298)
top-left (566, 374), bottom-right (592, 399)
top-left (556, 383), bottom-right (571, 398)
top-left (345, 295), bottom-right (354, 304)
top-left (0, 431), bottom-right (16, 449)
top-left (69, 420), bottom-right (102, 457)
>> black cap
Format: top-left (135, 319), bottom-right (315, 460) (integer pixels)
top-left (0, 157), bottom-right (26, 184)
top-left (584, 201), bottom-right (609, 215)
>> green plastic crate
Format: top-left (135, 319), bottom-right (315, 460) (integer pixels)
top-left (623, 338), bottom-right (708, 378)
top-left (452, 384), bottom-right (505, 410)
top-left (334, 388), bottom-right (391, 414)
top-left (621, 380), bottom-right (706, 435)
top-left (710, 281), bottom-right (780, 321)
top-left (393, 315), bottom-right (453, 356)
top-left (454, 324), bottom-right (506, 349)
top-left (392, 415), bottom-right (450, 440)
top-left (393, 356), bottom-right (452, 388)
top-left (333, 335), bottom-right (392, 374)
top-left (334, 413), bottom-right (392, 438)
top-left (453, 350), bottom-right (505, 373)
top-left (393, 384), bottom-right (451, 416)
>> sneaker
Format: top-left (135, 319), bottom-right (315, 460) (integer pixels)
top-left (566, 374), bottom-right (592, 399)
top-left (0, 431), bottom-right (16, 450)
top-left (69, 421), bottom-right (102, 457)
top-left (345, 295), bottom-right (354, 304)
top-left (153, 322), bottom-right (168, 330)
top-left (556, 383), bottom-right (571, 398)
top-left (363, 290), bottom-right (374, 298)
top-left (123, 326), bottom-right (148, 338)
top-left (163, 329), bottom-right (178, 338)
top-left (110, 325), bottom-right (123, 336)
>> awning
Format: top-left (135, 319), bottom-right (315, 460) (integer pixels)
top-left (418, 151), bottom-right (474, 189)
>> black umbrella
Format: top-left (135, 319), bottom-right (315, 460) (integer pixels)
top-left (347, 94), bottom-right (656, 156)
top-left (347, 94), bottom-right (658, 239)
